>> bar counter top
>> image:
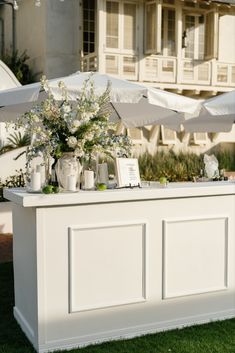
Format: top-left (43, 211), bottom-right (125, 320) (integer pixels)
top-left (4, 180), bottom-right (235, 207)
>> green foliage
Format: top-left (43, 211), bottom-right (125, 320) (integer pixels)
top-left (215, 150), bottom-right (235, 171)
top-left (0, 143), bottom-right (14, 155)
top-left (138, 151), bottom-right (204, 182)
top-left (6, 131), bottom-right (31, 149)
top-left (138, 150), bottom-right (235, 182)
top-left (0, 170), bottom-right (25, 202)
top-left (2, 50), bottom-right (37, 85)
top-left (0, 132), bottom-right (30, 156)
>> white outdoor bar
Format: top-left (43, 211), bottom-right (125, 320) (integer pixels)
top-left (4, 182), bottom-right (235, 353)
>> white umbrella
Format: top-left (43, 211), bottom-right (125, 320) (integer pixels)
top-left (0, 72), bottom-right (201, 128)
top-left (182, 110), bottom-right (235, 133)
top-left (0, 59), bottom-right (21, 90)
top-left (180, 90), bottom-right (235, 133)
top-left (203, 90), bottom-right (235, 116)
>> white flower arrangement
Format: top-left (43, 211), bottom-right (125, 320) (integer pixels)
top-left (16, 75), bottom-right (132, 166)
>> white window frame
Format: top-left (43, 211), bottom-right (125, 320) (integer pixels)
top-left (105, 0), bottom-right (139, 54)
top-left (192, 132), bottom-right (208, 145)
top-left (82, 0), bottom-right (97, 56)
top-left (160, 125), bottom-right (177, 145)
top-left (145, 0), bottom-right (162, 55)
top-left (105, 0), bottom-right (120, 52)
top-left (127, 128), bottom-right (143, 145)
top-left (183, 12), bottom-right (205, 60)
top-left (161, 5), bottom-right (177, 57)
top-left (204, 8), bottom-right (219, 60)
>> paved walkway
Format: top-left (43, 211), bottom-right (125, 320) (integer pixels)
top-left (0, 233), bottom-right (13, 263)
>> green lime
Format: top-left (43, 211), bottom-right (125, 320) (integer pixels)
top-left (52, 186), bottom-right (59, 193)
top-left (42, 185), bottom-right (54, 194)
top-left (97, 183), bottom-right (107, 191)
top-left (159, 177), bottom-right (167, 185)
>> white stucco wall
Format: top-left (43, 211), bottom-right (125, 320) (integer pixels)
top-left (13, 0), bottom-right (81, 79)
top-left (0, 4), bottom-right (13, 54)
top-left (218, 14), bottom-right (235, 63)
top-left (45, 0), bottom-right (81, 78)
top-left (0, 147), bottom-right (26, 181)
top-left (16, 0), bottom-right (46, 79)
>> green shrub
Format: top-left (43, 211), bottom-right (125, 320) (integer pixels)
top-left (107, 150), bottom-right (235, 183)
top-left (138, 151), bottom-right (203, 182)
top-left (0, 170), bottom-right (26, 202)
top-left (0, 131), bottom-right (30, 156)
top-left (2, 50), bottom-right (37, 85)
top-left (215, 150), bottom-right (235, 171)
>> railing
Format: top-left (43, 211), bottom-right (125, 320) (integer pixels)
top-left (143, 56), bottom-right (177, 83)
top-left (181, 59), bottom-right (211, 85)
top-left (81, 52), bottom-right (235, 88)
top-left (104, 53), bottom-right (138, 80)
top-left (80, 53), bottom-right (98, 72)
top-left (213, 61), bottom-right (235, 87)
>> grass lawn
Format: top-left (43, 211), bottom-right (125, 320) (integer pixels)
top-left (1, 262), bottom-right (235, 353)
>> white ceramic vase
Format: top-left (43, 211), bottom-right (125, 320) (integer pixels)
top-left (55, 153), bottom-right (82, 191)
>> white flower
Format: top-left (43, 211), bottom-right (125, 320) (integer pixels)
top-left (74, 148), bottom-right (84, 158)
top-left (73, 120), bottom-right (81, 128)
top-left (62, 104), bottom-right (71, 113)
top-left (79, 111), bottom-right (93, 122)
top-left (67, 136), bottom-right (78, 148)
top-left (90, 102), bottom-right (99, 114)
top-left (32, 114), bottom-right (40, 122)
top-left (86, 132), bottom-right (94, 141)
top-left (69, 119), bottom-right (81, 134)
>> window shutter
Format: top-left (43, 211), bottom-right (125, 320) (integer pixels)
top-left (106, 1), bottom-right (119, 49)
top-left (205, 9), bottom-right (219, 60)
top-left (123, 3), bottom-right (137, 50)
top-left (145, 1), bottom-right (162, 54)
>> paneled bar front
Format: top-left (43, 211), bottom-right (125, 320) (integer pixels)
top-left (4, 182), bottom-right (235, 353)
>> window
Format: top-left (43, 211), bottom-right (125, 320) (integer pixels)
top-left (184, 14), bottom-right (205, 60)
top-left (161, 8), bottom-right (176, 56)
top-left (145, 2), bottom-right (157, 53)
top-left (145, 1), bottom-right (176, 56)
top-left (106, 1), bottom-right (119, 48)
top-left (106, 1), bottom-right (137, 52)
top-left (183, 8), bottom-right (218, 61)
top-left (124, 3), bottom-right (136, 50)
top-left (160, 126), bottom-right (177, 145)
top-left (127, 128), bottom-right (143, 144)
top-left (192, 132), bottom-right (208, 145)
top-left (205, 10), bottom-right (219, 59)
top-left (198, 15), bottom-right (205, 60)
top-left (184, 15), bottom-right (196, 59)
top-left (83, 0), bottom-right (96, 55)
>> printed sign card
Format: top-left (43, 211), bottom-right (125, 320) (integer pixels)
top-left (115, 158), bottom-right (141, 187)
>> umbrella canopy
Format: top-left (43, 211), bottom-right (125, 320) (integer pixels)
top-left (0, 72), bottom-right (201, 128)
top-left (180, 91), bottom-right (235, 133)
top-left (182, 108), bottom-right (235, 133)
top-left (0, 59), bottom-right (21, 91)
top-left (203, 90), bottom-right (235, 116)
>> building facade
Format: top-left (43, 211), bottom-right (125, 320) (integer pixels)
top-left (0, 0), bottom-right (235, 154)
top-left (82, 0), bottom-right (235, 97)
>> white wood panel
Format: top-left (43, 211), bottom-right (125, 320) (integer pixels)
top-left (10, 192), bottom-right (235, 352)
top-left (69, 222), bottom-right (147, 312)
top-left (163, 216), bottom-right (228, 299)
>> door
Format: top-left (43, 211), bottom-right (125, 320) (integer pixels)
top-left (183, 14), bottom-right (205, 60)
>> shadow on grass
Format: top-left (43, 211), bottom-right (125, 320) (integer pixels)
top-left (1, 262), bottom-right (235, 353)
top-left (0, 262), bottom-right (35, 353)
